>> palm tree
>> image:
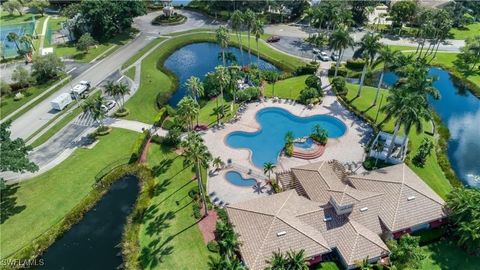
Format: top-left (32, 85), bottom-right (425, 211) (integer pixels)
top-left (212, 156), bottom-right (224, 171)
top-left (356, 32), bottom-right (382, 97)
top-left (218, 232), bottom-right (240, 258)
top-left (181, 132), bottom-right (212, 216)
top-left (329, 28), bottom-right (354, 77)
top-left (177, 96), bottom-right (199, 131)
top-left (104, 81), bottom-right (130, 111)
top-left (266, 250), bottom-right (288, 270)
top-left (19, 34), bottom-right (34, 52)
top-left (251, 19), bottom-right (264, 65)
top-left (285, 249), bottom-right (309, 270)
top-left (231, 10), bottom-right (244, 60)
top-left (264, 70), bottom-right (279, 97)
top-left (185, 76), bottom-right (204, 125)
top-left (216, 26), bottom-right (230, 67)
top-left (263, 162), bottom-right (276, 180)
top-left (243, 9), bottom-right (256, 62)
top-left (6, 32), bottom-right (21, 52)
top-left (373, 46), bottom-right (400, 105)
top-left (214, 65), bottom-right (230, 125)
top-left (356, 257), bottom-right (374, 270)
top-left (284, 131), bottom-right (294, 145)
top-left (83, 95), bottom-right (107, 129)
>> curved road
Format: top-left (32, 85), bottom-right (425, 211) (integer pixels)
top-left (9, 10), bottom-right (217, 140)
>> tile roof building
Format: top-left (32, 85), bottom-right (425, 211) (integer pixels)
top-left (226, 161), bottom-right (446, 269)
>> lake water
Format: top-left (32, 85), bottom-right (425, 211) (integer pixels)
top-left (382, 68), bottom-right (480, 187)
top-left (164, 42), bottom-right (278, 106)
top-left (38, 176), bottom-right (139, 269)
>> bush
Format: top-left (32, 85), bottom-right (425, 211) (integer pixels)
top-left (310, 124), bottom-right (328, 145)
top-left (203, 72), bottom-right (221, 98)
top-left (305, 75), bottom-right (321, 90)
top-left (217, 208), bottom-right (228, 223)
top-left (285, 143), bottom-right (293, 157)
top-left (192, 201), bottom-right (201, 219)
top-left (151, 13), bottom-right (186, 25)
top-left (32, 54), bottom-right (65, 83)
top-left (1, 80), bottom-right (12, 96)
top-left (294, 62), bottom-right (319, 75)
top-left (331, 77), bottom-right (347, 95)
top-left (346, 58), bottom-right (366, 70)
top-left (188, 186), bottom-right (199, 199)
top-left (298, 87), bottom-right (320, 105)
top-left (153, 107), bottom-right (168, 127)
top-left (150, 134), bottom-right (164, 144)
top-left (328, 66), bottom-right (348, 77)
top-left (11, 66), bottom-right (35, 89)
top-left (237, 87), bottom-right (261, 102)
top-left (162, 118), bottom-right (175, 130)
top-left (207, 240), bottom-right (219, 253)
top-left (13, 92), bottom-right (24, 101)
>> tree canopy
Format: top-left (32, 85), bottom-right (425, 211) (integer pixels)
top-left (0, 121), bottom-right (38, 173)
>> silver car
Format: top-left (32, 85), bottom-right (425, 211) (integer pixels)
top-left (318, 51), bottom-right (330, 61)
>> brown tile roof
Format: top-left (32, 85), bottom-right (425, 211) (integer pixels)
top-left (347, 164), bottom-right (446, 231)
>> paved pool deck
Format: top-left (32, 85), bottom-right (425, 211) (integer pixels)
top-left (204, 63), bottom-right (373, 205)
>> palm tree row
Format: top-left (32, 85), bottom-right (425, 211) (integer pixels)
top-left (6, 32), bottom-right (36, 56)
top-left (265, 249), bottom-right (310, 270)
top-left (229, 9), bottom-right (264, 64)
top-left (103, 80), bottom-right (130, 112)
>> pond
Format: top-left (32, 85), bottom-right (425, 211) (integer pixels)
top-left (164, 42), bottom-right (278, 106)
top-left (382, 68), bottom-right (480, 187)
top-left (38, 176), bottom-right (139, 269)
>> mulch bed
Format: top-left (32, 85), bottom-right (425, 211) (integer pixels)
top-left (198, 209), bottom-right (218, 244)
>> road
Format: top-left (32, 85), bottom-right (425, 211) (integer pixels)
top-left (9, 10), bottom-right (217, 140)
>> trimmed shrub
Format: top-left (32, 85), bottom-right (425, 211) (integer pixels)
top-left (192, 201), bottom-right (201, 219)
top-left (152, 13), bottom-right (186, 25)
top-left (298, 87), bottom-right (320, 105)
top-left (328, 66), bottom-right (348, 77)
top-left (237, 87), bottom-right (261, 102)
top-left (331, 77), bottom-right (347, 95)
top-left (217, 208), bottom-right (228, 223)
top-left (346, 58), bottom-right (366, 70)
top-left (188, 186), bottom-right (199, 199)
top-left (305, 75), bottom-right (321, 90)
top-left (207, 240), bottom-right (219, 253)
top-left (294, 62), bottom-right (319, 75)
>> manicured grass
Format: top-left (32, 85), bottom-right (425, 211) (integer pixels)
top-left (0, 77), bottom-right (68, 120)
top-left (418, 239), bottom-right (480, 270)
top-left (124, 66), bottom-right (136, 81)
top-left (311, 261), bottom-right (341, 270)
top-left (344, 83), bottom-right (452, 198)
top-left (124, 30), bottom-right (306, 124)
top-left (198, 97), bottom-right (238, 126)
top-left (449, 23), bottom-right (480, 40)
top-left (44, 17), bottom-right (67, 47)
top-left (52, 31), bottom-right (133, 63)
top-left (138, 143), bottom-right (211, 269)
top-left (121, 37), bottom-right (168, 69)
top-left (264, 75), bottom-right (309, 99)
top-left (0, 128), bottom-right (138, 258)
top-left (0, 11), bottom-right (39, 25)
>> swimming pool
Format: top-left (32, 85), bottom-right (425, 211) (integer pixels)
top-left (226, 107), bottom-right (347, 167)
top-left (225, 171), bottom-right (257, 187)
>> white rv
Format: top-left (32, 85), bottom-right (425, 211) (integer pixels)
top-left (51, 93), bottom-right (73, 111)
top-left (70, 81), bottom-right (91, 99)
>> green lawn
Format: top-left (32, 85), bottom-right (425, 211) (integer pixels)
top-left (449, 23), bottom-right (480, 40)
top-left (344, 83), bottom-right (452, 198)
top-left (198, 97), bottom-right (238, 126)
top-left (0, 77), bottom-right (68, 120)
top-left (0, 128), bottom-right (138, 258)
top-left (138, 143), bottom-right (211, 269)
top-left (311, 261), bottom-right (341, 270)
top-left (0, 11), bottom-right (39, 25)
top-left (264, 75), bottom-right (309, 99)
top-left (124, 30), bottom-right (306, 124)
top-left (124, 66), bottom-right (136, 81)
top-left (44, 17), bottom-right (67, 47)
top-left (418, 239), bottom-right (480, 270)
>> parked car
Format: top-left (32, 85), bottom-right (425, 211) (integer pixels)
top-left (267, 35), bottom-right (280, 43)
top-left (331, 53), bottom-right (339, 61)
top-left (101, 100), bottom-right (116, 112)
top-left (51, 93), bottom-right (73, 111)
top-left (318, 51), bottom-right (330, 61)
top-left (70, 81), bottom-right (91, 99)
top-left (312, 48), bottom-right (320, 54)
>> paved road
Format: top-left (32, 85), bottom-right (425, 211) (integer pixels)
top-left (9, 10), bottom-right (216, 140)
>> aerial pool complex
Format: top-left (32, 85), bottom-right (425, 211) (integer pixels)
top-left (226, 107), bottom-right (347, 167)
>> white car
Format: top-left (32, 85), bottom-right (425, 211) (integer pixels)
top-left (101, 100), bottom-right (117, 112)
top-left (312, 48), bottom-right (320, 54)
top-left (318, 51), bottom-right (330, 61)
top-left (331, 53), bottom-right (339, 61)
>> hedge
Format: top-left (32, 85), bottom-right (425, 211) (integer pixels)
top-left (346, 59), bottom-right (366, 70)
top-left (130, 129), bottom-right (151, 162)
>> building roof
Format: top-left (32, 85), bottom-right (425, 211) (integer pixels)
top-left (227, 161), bottom-right (446, 269)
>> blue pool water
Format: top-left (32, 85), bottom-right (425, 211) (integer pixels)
top-left (294, 138), bottom-right (315, 149)
top-left (164, 42), bottom-right (278, 106)
top-left (381, 68), bottom-right (480, 187)
top-left (225, 171), bottom-right (257, 187)
top-left (226, 107), bottom-right (347, 167)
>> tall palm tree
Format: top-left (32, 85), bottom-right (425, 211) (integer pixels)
top-left (216, 26), bottom-right (230, 67)
top-left (285, 249), bottom-right (309, 270)
top-left (181, 132), bottom-right (212, 216)
top-left (329, 28), bottom-right (354, 77)
top-left (83, 95), bottom-right (107, 129)
top-left (214, 65), bottom-right (230, 125)
top-left (231, 10), bottom-right (244, 60)
top-left (185, 76), bottom-right (204, 102)
top-left (373, 46), bottom-right (400, 105)
top-left (19, 34), bottom-right (34, 52)
top-left (266, 250), bottom-right (288, 270)
top-left (243, 9), bottom-right (256, 63)
top-left (251, 19), bottom-right (264, 65)
top-left (6, 32), bottom-right (21, 52)
top-left (177, 96), bottom-right (199, 131)
top-left (263, 162), bottom-right (276, 180)
top-left (104, 81), bottom-right (130, 111)
top-left (356, 32), bottom-right (382, 97)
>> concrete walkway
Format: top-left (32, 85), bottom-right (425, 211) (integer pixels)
top-left (204, 62), bottom-right (373, 205)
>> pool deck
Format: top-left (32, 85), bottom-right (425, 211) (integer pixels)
top-left (204, 64), bottom-right (373, 205)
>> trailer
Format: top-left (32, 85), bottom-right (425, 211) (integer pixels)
top-left (51, 93), bottom-right (73, 111)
